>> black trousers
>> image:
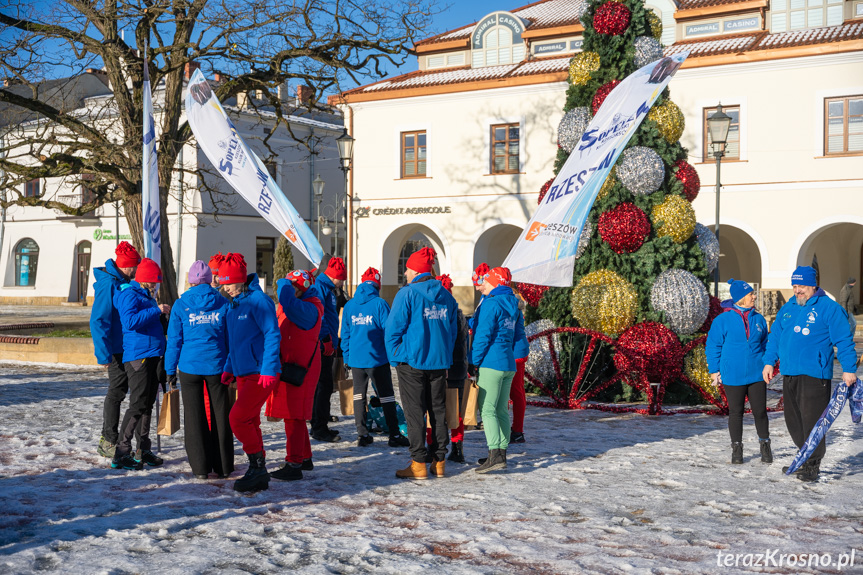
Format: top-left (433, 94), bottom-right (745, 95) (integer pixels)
top-left (102, 353), bottom-right (133, 444)
top-left (784, 374), bottom-right (832, 461)
top-left (311, 351), bottom-right (335, 434)
top-left (179, 371), bottom-right (235, 476)
top-left (117, 357), bottom-right (160, 457)
top-left (396, 364), bottom-right (448, 462)
top-left (352, 365), bottom-right (400, 437)
top-left (723, 382), bottom-right (769, 443)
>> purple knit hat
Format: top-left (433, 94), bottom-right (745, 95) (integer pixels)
top-left (188, 260), bottom-right (212, 285)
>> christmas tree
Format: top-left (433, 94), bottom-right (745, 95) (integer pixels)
top-left (520, 0), bottom-right (724, 414)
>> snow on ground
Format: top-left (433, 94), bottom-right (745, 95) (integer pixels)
top-left (0, 360), bottom-right (862, 575)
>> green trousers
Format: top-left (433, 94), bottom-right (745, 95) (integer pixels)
top-left (477, 367), bottom-right (515, 450)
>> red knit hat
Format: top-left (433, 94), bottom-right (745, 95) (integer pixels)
top-left (406, 247), bottom-right (436, 274)
top-left (115, 241), bottom-right (141, 268)
top-left (485, 267), bottom-right (511, 288)
top-left (436, 274), bottom-right (453, 293)
top-left (325, 257), bottom-right (347, 281)
top-left (361, 267), bottom-right (381, 287)
top-left (472, 262), bottom-right (490, 286)
top-left (208, 252), bottom-right (224, 272)
top-left (136, 258), bottom-right (162, 283)
top-left (287, 269), bottom-right (315, 294)
top-left (218, 253), bottom-right (247, 284)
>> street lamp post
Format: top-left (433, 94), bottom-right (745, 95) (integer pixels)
top-left (335, 129), bottom-right (354, 260)
top-left (707, 104), bottom-right (732, 298)
top-left (313, 174), bottom-right (325, 242)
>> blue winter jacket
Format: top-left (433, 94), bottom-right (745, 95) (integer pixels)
top-left (113, 281), bottom-right (166, 362)
top-left (165, 284), bottom-right (230, 376)
top-left (90, 259), bottom-right (130, 364)
top-left (706, 301), bottom-right (768, 386)
top-left (309, 273), bottom-right (339, 345)
top-left (513, 313), bottom-right (529, 360)
top-left (471, 286), bottom-right (526, 372)
top-left (384, 273), bottom-right (458, 370)
top-left (468, 295), bottom-right (486, 333)
top-left (224, 274), bottom-right (281, 378)
top-left (763, 288), bottom-right (858, 379)
top-left (340, 281), bottom-right (390, 369)
top-left (277, 279), bottom-right (320, 332)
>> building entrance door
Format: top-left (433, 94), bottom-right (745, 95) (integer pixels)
top-left (77, 241), bottom-right (92, 301)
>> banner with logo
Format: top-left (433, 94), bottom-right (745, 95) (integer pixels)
top-left (142, 52), bottom-right (161, 266)
top-left (184, 69), bottom-right (324, 266)
top-left (503, 53), bottom-right (688, 287)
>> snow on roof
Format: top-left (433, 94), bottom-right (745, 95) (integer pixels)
top-left (664, 32), bottom-right (761, 56)
top-left (677, 0), bottom-right (757, 10)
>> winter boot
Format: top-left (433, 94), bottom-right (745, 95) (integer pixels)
top-left (448, 441), bottom-right (465, 463)
top-left (395, 460), bottom-right (428, 480)
top-left (477, 451), bottom-right (491, 466)
top-left (388, 434), bottom-right (410, 447)
top-left (731, 442), bottom-right (744, 464)
top-left (510, 431), bottom-right (526, 444)
top-left (301, 458), bottom-right (314, 471)
top-left (429, 458), bottom-right (446, 478)
top-left (233, 451), bottom-right (270, 493)
top-left (111, 452), bottom-right (143, 471)
top-left (782, 464), bottom-right (804, 475)
top-left (271, 462), bottom-right (303, 481)
top-left (759, 439), bottom-right (773, 464)
top-left (476, 449), bottom-right (507, 474)
top-left (98, 436), bottom-right (116, 458)
top-left (136, 449), bottom-right (164, 467)
top-left (357, 435), bottom-right (374, 447)
top-left (797, 459), bottom-right (821, 482)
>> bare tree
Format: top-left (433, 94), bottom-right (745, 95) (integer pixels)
top-left (0, 0), bottom-right (440, 301)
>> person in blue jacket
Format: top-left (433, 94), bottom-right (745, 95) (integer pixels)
top-left (385, 247), bottom-right (458, 480)
top-left (90, 241), bottom-right (140, 458)
top-left (165, 260), bottom-right (233, 480)
top-left (762, 265), bottom-right (859, 482)
top-left (706, 279), bottom-right (771, 465)
top-left (218, 253), bottom-right (282, 493)
top-left (471, 267), bottom-right (526, 474)
top-left (341, 267), bottom-right (409, 448)
top-left (111, 258), bottom-right (170, 471)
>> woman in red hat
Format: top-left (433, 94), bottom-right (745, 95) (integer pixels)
top-left (219, 253), bottom-right (281, 492)
top-left (265, 270), bottom-right (323, 481)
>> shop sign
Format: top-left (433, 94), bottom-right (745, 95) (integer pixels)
top-left (369, 206), bottom-right (452, 216)
top-left (472, 12), bottom-right (525, 49)
top-left (570, 39), bottom-right (584, 51)
top-left (686, 22), bottom-right (720, 36)
top-left (535, 41), bottom-right (567, 55)
top-left (724, 17), bottom-right (759, 32)
top-left (93, 228), bottom-right (132, 241)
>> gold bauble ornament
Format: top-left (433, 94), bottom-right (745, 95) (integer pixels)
top-left (571, 269), bottom-right (638, 337)
top-left (569, 51), bottom-right (601, 85)
top-left (684, 344), bottom-right (720, 397)
top-left (648, 10), bottom-right (663, 40)
top-left (652, 195), bottom-right (696, 243)
top-left (597, 170), bottom-right (616, 201)
top-left (647, 100), bottom-right (685, 144)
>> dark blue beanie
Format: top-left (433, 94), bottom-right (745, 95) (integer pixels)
top-left (791, 266), bottom-right (817, 287)
top-left (727, 278), bottom-right (754, 302)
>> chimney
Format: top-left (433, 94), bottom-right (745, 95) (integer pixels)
top-left (277, 83), bottom-right (289, 103)
top-left (213, 72), bottom-right (222, 83)
top-left (296, 85), bottom-right (315, 106)
top-left (236, 91), bottom-right (249, 109)
top-left (85, 68), bottom-right (106, 76)
top-left (184, 61), bottom-right (201, 80)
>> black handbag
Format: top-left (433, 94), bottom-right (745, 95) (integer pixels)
top-left (280, 341), bottom-right (319, 387)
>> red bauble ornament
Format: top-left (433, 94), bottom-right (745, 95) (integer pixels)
top-left (593, 1), bottom-right (631, 36)
top-left (592, 80), bottom-right (620, 114)
top-left (537, 178), bottom-right (554, 205)
top-left (598, 202), bottom-right (650, 253)
top-left (614, 322), bottom-right (683, 382)
top-left (699, 296), bottom-right (723, 333)
top-left (673, 159), bottom-right (701, 202)
top-left (513, 282), bottom-right (549, 307)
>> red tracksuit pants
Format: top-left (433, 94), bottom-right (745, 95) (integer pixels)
top-left (510, 357), bottom-right (527, 434)
top-left (283, 419), bottom-right (312, 464)
top-left (229, 374), bottom-right (270, 455)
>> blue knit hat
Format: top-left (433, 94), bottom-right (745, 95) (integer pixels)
top-left (727, 278), bottom-right (754, 303)
top-left (791, 265), bottom-right (817, 287)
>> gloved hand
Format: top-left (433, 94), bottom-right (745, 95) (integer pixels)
top-left (468, 364), bottom-right (478, 378)
top-left (259, 374), bottom-right (279, 390)
top-left (322, 336), bottom-right (335, 356)
top-left (221, 372), bottom-right (235, 385)
top-left (167, 373), bottom-right (178, 389)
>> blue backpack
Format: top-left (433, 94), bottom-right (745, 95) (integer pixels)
top-left (365, 394), bottom-right (408, 437)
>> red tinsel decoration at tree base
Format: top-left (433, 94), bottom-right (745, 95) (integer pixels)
top-left (592, 80), bottom-right (620, 114)
top-left (513, 282), bottom-right (549, 307)
top-left (593, 1), bottom-right (631, 35)
top-left (598, 202), bottom-right (650, 253)
top-left (699, 295), bottom-right (723, 333)
top-left (537, 177), bottom-right (555, 205)
top-left (673, 159), bottom-right (701, 202)
top-left (614, 321), bottom-right (683, 382)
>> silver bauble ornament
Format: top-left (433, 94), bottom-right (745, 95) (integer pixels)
top-left (525, 319), bottom-right (561, 387)
top-left (650, 269), bottom-right (710, 335)
top-left (694, 223), bottom-right (720, 274)
top-left (558, 107), bottom-right (592, 153)
top-left (616, 146), bottom-right (665, 195)
top-left (634, 36), bottom-right (663, 68)
top-left (576, 223), bottom-right (593, 259)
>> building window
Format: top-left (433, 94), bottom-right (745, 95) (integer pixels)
top-left (703, 106), bottom-right (740, 161)
top-left (398, 235), bottom-right (432, 285)
top-left (471, 26), bottom-right (526, 68)
top-left (401, 131), bottom-right (427, 178)
top-left (265, 161), bottom-right (278, 180)
top-left (491, 123), bottom-right (520, 174)
top-left (256, 237), bottom-right (276, 287)
top-left (825, 95), bottom-right (863, 155)
top-left (24, 179), bottom-right (40, 197)
top-left (769, 0), bottom-right (844, 33)
top-left (81, 174), bottom-right (99, 205)
top-left (14, 238), bottom-right (39, 287)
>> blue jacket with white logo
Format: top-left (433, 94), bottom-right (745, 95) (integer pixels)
top-left (113, 281), bottom-right (166, 362)
top-left (340, 281), bottom-right (390, 369)
top-left (90, 259), bottom-right (130, 364)
top-left (165, 284), bottom-right (230, 376)
top-left (223, 274), bottom-right (281, 378)
top-left (706, 301), bottom-right (768, 386)
top-left (384, 273), bottom-right (458, 370)
top-left (471, 286), bottom-right (526, 372)
top-left (311, 273), bottom-right (339, 345)
top-left (763, 288), bottom-right (858, 379)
